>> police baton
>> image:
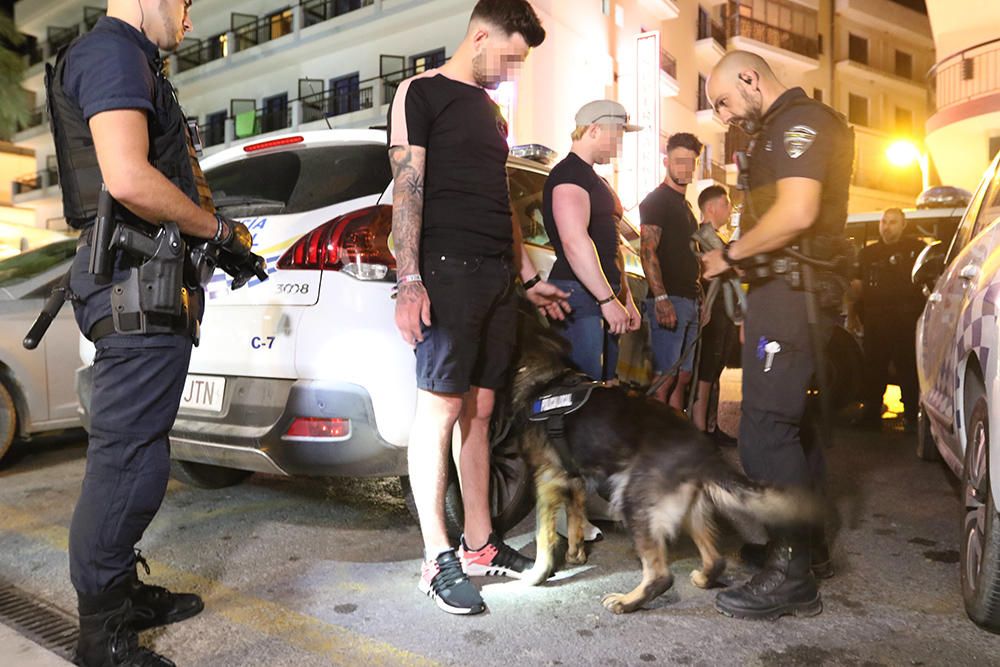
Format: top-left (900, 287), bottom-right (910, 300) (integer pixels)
top-left (23, 272), bottom-right (71, 350)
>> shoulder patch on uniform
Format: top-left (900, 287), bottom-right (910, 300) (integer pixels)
top-left (784, 125), bottom-right (817, 159)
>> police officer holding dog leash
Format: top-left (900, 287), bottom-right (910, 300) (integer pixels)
top-left (31, 1), bottom-right (266, 664)
top-left (702, 51), bottom-right (853, 620)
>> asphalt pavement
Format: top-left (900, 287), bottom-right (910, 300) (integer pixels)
top-left (1, 380), bottom-right (999, 666)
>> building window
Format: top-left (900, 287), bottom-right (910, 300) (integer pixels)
top-left (329, 73), bottom-right (361, 117)
top-left (698, 74), bottom-right (711, 111)
top-left (203, 110), bottom-right (226, 147)
top-left (261, 93), bottom-right (289, 133)
top-left (848, 94), bottom-right (868, 126)
top-left (848, 33), bottom-right (868, 65)
top-left (895, 107), bottom-right (913, 134)
top-left (895, 50), bottom-right (913, 79)
top-left (602, 0), bottom-right (611, 16)
top-left (813, 88), bottom-right (823, 103)
top-left (411, 48), bottom-right (446, 75)
top-left (727, 0), bottom-right (819, 59)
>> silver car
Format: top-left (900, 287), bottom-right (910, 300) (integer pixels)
top-left (0, 239), bottom-right (81, 461)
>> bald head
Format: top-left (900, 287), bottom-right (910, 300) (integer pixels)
top-left (706, 50), bottom-right (785, 135)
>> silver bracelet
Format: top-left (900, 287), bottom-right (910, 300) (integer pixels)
top-left (654, 294), bottom-right (671, 303)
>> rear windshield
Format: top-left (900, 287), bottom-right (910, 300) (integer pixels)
top-left (0, 239), bottom-right (76, 289)
top-left (205, 143), bottom-right (392, 216)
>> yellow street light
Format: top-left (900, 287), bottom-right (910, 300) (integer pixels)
top-left (886, 139), bottom-right (929, 192)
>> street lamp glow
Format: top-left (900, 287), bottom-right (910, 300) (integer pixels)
top-left (886, 139), bottom-right (922, 168)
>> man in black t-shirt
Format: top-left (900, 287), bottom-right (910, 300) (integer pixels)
top-left (542, 99), bottom-right (642, 381)
top-left (850, 208), bottom-right (926, 429)
top-left (640, 132), bottom-right (704, 408)
top-left (387, 0), bottom-right (568, 617)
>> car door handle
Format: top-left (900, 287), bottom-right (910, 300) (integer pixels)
top-left (960, 264), bottom-right (980, 282)
top-left (927, 292), bottom-right (942, 303)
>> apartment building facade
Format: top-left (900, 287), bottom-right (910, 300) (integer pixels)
top-left (8, 0), bottom-right (934, 249)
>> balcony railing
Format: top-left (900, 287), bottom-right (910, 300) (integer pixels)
top-left (698, 17), bottom-right (726, 47)
top-left (17, 106), bottom-right (47, 133)
top-left (301, 0), bottom-right (374, 28)
top-left (727, 14), bottom-right (818, 60)
top-left (724, 125), bottom-right (753, 165)
top-left (928, 37), bottom-right (1000, 113)
top-left (660, 49), bottom-right (678, 79)
top-left (175, 37), bottom-right (227, 73)
top-left (700, 160), bottom-right (727, 183)
top-left (301, 86), bottom-right (375, 123)
top-left (233, 12), bottom-right (294, 53)
top-left (13, 169), bottom-right (59, 196)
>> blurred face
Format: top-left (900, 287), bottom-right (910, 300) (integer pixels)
top-left (146, 0), bottom-right (192, 51)
top-left (471, 25), bottom-right (531, 89)
top-left (592, 123), bottom-right (625, 164)
top-left (705, 195), bottom-right (732, 229)
top-left (665, 147), bottom-right (698, 186)
top-left (708, 72), bottom-right (764, 135)
top-left (880, 210), bottom-right (906, 244)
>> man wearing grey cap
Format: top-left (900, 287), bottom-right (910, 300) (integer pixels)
top-left (542, 100), bottom-right (642, 380)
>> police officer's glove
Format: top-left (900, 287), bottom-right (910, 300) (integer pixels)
top-left (218, 251), bottom-right (269, 290)
top-left (212, 214), bottom-right (253, 258)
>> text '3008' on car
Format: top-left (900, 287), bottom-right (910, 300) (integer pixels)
top-left (75, 129), bottom-right (650, 538)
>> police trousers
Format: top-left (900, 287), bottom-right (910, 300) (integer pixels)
top-left (739, 278), bottom-right (831, 489)
top-left (67, 248), bottom-right (193, 601)
top-left (862, 308), bottom-right (920, 419)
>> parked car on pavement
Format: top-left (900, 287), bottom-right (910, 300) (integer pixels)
top-left (76, 129), bottom-right (648, 537)
top-left (914, 151), bottom-right (1000, 633)
top-left (0, 239), bottom-right (82, 461)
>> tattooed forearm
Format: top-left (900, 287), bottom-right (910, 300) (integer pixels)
top-left (640, 226), bottom-right (666, 297)
top-left (388, 145), bottom-right (427, 276)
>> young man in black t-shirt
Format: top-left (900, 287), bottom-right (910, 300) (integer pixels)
top-left (639, 132), bottom-right (704, 408)
top-left (387, 0), bottom-right (568, 616)
top-left (542, 100), bottom-right (642, 381)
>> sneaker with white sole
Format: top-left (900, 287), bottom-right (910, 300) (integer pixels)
top-left (418, 549), bottom-right (485, 615)
top-left (459, 533), bottom-right (533, 579)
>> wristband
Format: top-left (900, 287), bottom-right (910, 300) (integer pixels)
top-left (212, 214), bottom-right (229, 243)
top-left (397, 273), bottom-right (423, 285)
top-left (597, 294), bottom-right (617, 305)
top-left (522, 273), bottom-right (542, 290)
top-left (653, 294), bottom-right (671, 303)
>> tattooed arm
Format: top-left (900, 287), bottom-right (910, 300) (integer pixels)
top-left (389, 144), bottom-right (430, 345)
top-left (640, 225), bottom-right (676, 329)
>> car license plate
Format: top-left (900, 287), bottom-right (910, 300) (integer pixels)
top-left (180, 375), bottom-right (225, 413)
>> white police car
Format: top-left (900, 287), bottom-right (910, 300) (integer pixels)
top-left (76, 130), bottom-right (648, 536)
top-left (914, 151), bottom-right (1000, 632)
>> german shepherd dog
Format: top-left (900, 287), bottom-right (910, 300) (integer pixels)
top-left (508, 306), bottom-right (821, 614)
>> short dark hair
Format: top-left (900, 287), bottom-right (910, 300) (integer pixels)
top-left (698, 185), bottom-right (729, 212)
top-left (471, 0), bottom-right (546, 48)
top-left (666, 132), bottom-right (703, 155)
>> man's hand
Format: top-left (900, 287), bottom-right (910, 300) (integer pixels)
top-left (701, 248), bottom-right (729, 279)
top-left (527, 280), bottom-right (571, 321)
top-left (395, 282), bottom-right (432, 346)
top-left (654, 298), bottom-right (677, 329)
top-left (624, 295), bottom-right (641, 332)
top-left (214, 215), bottom-right (253, 258)
top-left (601, 298), bottom-right (630, 335)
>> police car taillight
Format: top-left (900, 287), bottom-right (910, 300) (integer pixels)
top-left (243, 136), bottom-right (305, 152)
top-left (276, 205), bottom-right (396, 281)
top-left (282, 417), bottom-right (351, 441)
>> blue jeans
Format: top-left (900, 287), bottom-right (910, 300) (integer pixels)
top-left (646, 295), bottom-right (698, 375)
top-left (550, 279), bottom-right (620, 381)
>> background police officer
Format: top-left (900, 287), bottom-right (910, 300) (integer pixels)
top-left (850, 208), bottom-right (927, 430)
top-left (703, 50), bottom-right (853, 620)
top-left (48, 2), bottom-right (254, 665)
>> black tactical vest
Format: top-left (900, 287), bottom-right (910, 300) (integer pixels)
top-left (46, 37), bottom-right (203, 228)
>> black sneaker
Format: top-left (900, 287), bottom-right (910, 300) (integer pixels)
top-left (418, 549), bottom-right (486, 615)
top-left (76, 599), bottom-right (176, 667)
top-left (129, 551), bottom-right (204, 631)
top-left (459, 533), bottom-right (534, 579)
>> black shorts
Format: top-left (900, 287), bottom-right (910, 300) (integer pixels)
top-left (415, 254), bottom-right (516, 394)
top-left (698, 304), bottom-right (737, 381)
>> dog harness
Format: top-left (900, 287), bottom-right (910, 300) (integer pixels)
top-left (528, 372), bottom-right (602, 477)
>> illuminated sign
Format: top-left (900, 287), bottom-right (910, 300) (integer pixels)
top-left (635, 31), bottom-right (661, 204)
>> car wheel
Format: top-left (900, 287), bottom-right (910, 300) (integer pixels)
top-left (0, 382), bottom-right (16, 463)
top-left (961, 394), bottom-right (1000, 632)
top-left (400, 436), bottom-right (535, 543)
top-left (916, 406), bottom-right (941, 461)
top-left (170, 460), bottom-right (252, 489)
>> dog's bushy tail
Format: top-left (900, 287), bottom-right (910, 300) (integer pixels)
top-left (703, 471), bottom-right (823, 527)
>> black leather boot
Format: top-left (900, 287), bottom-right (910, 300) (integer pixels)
top-left (76, 598), bottom-right (175, 667)
top-left (739, 530), bottom-right (833, 579)
top-left (716, 533), bottom-right (822, 620)
top-left (128, 551), bottom-right (204, 631)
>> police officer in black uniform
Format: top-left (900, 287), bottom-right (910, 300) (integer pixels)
top-left (703, 51), bottom-right (854, 620)
top-left (851, 208), bottom-right (926, 429)
top-left (47, 2), bottom-right (258, 665)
